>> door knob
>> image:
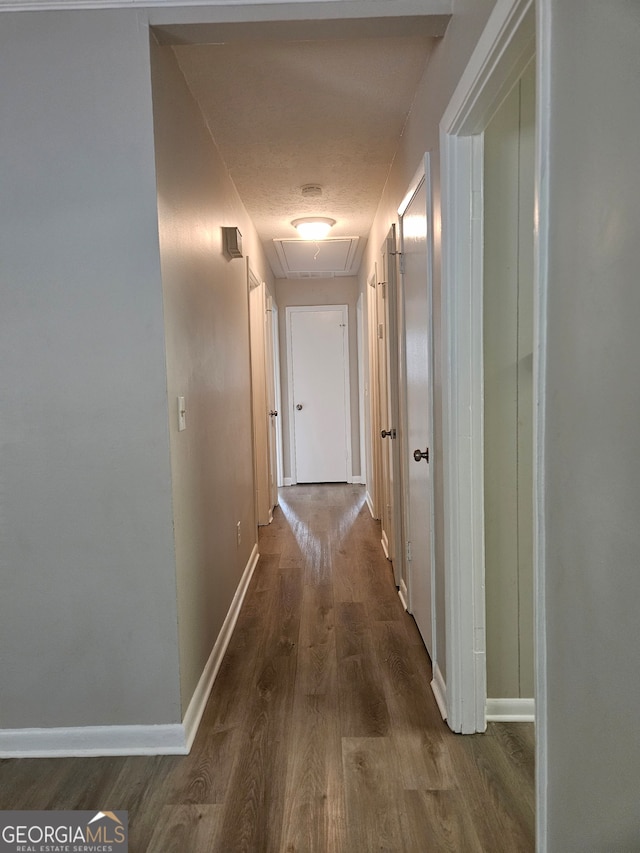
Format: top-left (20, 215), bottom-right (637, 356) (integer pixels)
top-left (413, 448), bottom-right (429, 462)
top-left (269, 410), bottom-right (278, 417)
top-left (296, 404), bottom-right (303, 411)
top-left (381, 429), bottom-right (396, 439)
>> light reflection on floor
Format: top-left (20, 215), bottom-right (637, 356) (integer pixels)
top-left (276, 485), bottom-right (367, 570)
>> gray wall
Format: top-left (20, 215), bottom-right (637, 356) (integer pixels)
top-left (540, 0), bottom-right (640, 848)
top-left (0, 10), bottom-right (181, 727)
top-left (150, 40), bottom-right (273, 713)
top-left (275, 277), bottom-right (361, 481)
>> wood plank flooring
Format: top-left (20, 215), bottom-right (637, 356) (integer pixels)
top-left (0, 484), bottom-right (535, 851)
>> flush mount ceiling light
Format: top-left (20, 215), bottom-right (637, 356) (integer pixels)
top-left (291, 217), bottom-right (336, 240)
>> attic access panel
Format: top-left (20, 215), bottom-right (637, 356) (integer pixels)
top-left (273, 237), bottom-right (359, 276)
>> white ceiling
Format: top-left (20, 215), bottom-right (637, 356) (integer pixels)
top-left (171, 26), bottom-right (442, 277)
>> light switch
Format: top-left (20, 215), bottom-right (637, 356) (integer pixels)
top-left (178, 396), bottom-right (186, 431)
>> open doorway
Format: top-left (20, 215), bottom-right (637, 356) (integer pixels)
top-left (439, 0), bottom-right (536, 734)
top-left (147, 8), bottom-right (460, 739)
top-left (483, 61), bottom-right (536, 721)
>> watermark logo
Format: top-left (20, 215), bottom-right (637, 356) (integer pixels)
top-left (0, 810), bottom-right (128, 853)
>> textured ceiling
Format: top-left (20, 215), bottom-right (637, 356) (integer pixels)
top-left (173, 35), bottom-right (435, 277)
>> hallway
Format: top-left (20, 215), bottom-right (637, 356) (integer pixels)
top-left (0, 485), bottom-right (534, 851)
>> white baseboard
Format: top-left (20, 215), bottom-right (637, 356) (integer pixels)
top-left (348, 475), bottom-right (363, 484)
top-left (182, 542), bottom-right (259, 751)
top-left (381, 531), bottom-right (390, 560)
top-left (283, 477), bottom-right (294, 486)
top-left (431, 662), bottom-right (448, 721)
top-left (398, 579), bottom-right (409, 611)
top-left (0, 544), bottom-right (260, 759)
top-left (365, 491), bottom-right (375, 518)
top-left (0, 724), bottom-right (188, 759)
top-left (485, 697), bottom-right (535, 722)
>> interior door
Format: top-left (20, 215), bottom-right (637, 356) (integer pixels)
top-left (287, 305), bottom-right (350, 483)
top-left (400, 164), bottom-right (435, 658)
top-left (377, 228), bottom-right (402, 584)
top-left (376, 269), bottom-right (392, 554)
top-left (367, 267), bottom-right (383, 519)
top-left (264, 292), bottom-right (279, 513)
top-left (248, 275), bottom-right (271, 525)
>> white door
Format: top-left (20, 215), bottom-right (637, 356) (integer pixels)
top-left (399, 163), bottom-right (435, 658)
top-left (248, 275), bottom-right (271, 525)
top-left (377, 229), bottom-right (402, 584)
top-left (264, 293), bottom-right (279, 512)
top-left (287, 305), bottom-right (351, 483)
top-left (376, 267), bottom-right (392, 553)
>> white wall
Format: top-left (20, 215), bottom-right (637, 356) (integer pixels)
top-left (275, 277), bottom-right (361, 482)
top-left (539, 1), bottom-right (640, 848)
top-left (361, 0), bottom-right (498, 677)
top-left (150, 40), bottom-right (273, 714)
top-left (0, 10), bottom-right (181, 728)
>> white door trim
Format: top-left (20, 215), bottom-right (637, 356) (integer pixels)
top-left (285, 304), bottom-right (352, 485)
top-left (356, 292), bottom-right (366, 487)
top-left (247, 265), bottom-right (270, 526)
top-left (439, 0), bottom-right (535, 735)
top-left (366, 266), bottom-right (381, 518)
top-left (378, 227), bottom-right (404, 582)
top-left (397, 152), bottom-right (438, 667)
top-left (271, 301), bottom-right (284, 489)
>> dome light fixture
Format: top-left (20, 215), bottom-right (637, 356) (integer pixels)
top-left (291, 217), bottom-right (336, 240)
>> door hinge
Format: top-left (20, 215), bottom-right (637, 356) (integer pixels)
top-left (390, 251), bottom-right (405, 275)
top-left (406, 540), bottom-right (412, 562)
top-left (378, 323), bottom-right (384, 339)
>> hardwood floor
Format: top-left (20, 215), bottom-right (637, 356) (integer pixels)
top-left (0, 484), bottom-right (535, 851)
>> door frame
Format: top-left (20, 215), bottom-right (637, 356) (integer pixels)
top-left (247, 265), bottom-right (271, 526)
top-left (271, 300), bottom-right (284, 489)
top-left (397, 153), bottom-right (438, 663)
top-left (356, 291), bottom-right (366, 487)
top-left (366, 265), bottom-right (381, 519)
top-left (439, 0), bottom-right (536, 734)
top-left (264, 289), bottom-right (279, 514)
top-left (378, 227), bottom-right (404, 585)
top-left (285, 304), bottom-right (353, 485)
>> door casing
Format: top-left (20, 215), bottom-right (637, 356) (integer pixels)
top-left (377, 228), bottom-right (404, 585)
top-left (264, 291), bottom-right (279, 514)
top-left (366, 266), bottom-right (382, 519)
top-left (248, 267), bottom-right (273, 526)
top-left (439, 0), bottom-right (536, 736)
